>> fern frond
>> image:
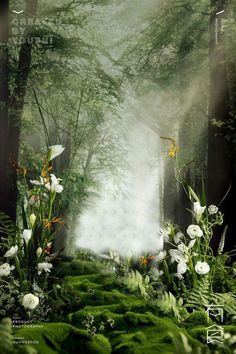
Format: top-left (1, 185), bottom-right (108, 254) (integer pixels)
top-left (0, 211), bottom-right (16, 238)
top-left (185, 277), bottom-right (210, 310)
top-left (156, 292), bottom-right (187, 321)
top-left (117, 270), bottom-right (150, 297)
top-left (212, 293), bottom-right (236, 317)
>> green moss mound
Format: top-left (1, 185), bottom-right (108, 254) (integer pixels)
top-left (184, 311), bottom-right (209, 326)
top-left (8, 258), bottom-right (236, 353)
top-left (14, 323), bottom-right (111, 354)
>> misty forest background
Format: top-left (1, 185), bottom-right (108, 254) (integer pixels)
top-left (0, 0), bottom-right (236, 255)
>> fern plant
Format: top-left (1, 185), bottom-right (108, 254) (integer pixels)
top-left (185, 277), bottom-right (210, 311)
top-left (213, 293), bottom-right (236, 319)
top-left (185, 277), bottom-right (236, 320)
top-left (0, 211), bottom-right (16, 239)
top-left (155, 292), bottom-right (188, 321)
top-left (117, 270), bottom-right (151, 297)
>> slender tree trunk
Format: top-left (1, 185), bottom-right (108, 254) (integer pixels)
top-left (0, 1), bottom-right (10, 217)
top-left (6, 0), bottom-right (38, 220)
top-left (208, 0), bottom-right (235, 251)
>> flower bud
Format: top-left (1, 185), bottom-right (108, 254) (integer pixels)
top-left (36, 247), bottom-right (43, 258)
top-left (30, 213), bottom-right (36, 227)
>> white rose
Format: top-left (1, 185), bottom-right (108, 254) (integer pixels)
top-left (22, 293), bottom-right (39, 310)
top-left (22, 229), bottom-right (32, 245)
top-left (187, 225), bottom-right (203, 239)
top-left (0, 263), bottom-right (11, 277)
top-left (208, 205), bottom-right (218, 215)
top-left (177, 261), bottom-right (187, 275)
top-left (38, 262), bottom-right (53, 275)
top-left (195, 261), bottom-right (210, 275)
top-left (4, 245), bottom-right (18, 258)
top-left (48, 145), bottom-right (65, 161)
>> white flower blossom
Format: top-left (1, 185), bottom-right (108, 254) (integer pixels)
top-left (174, 273), bottom-right (184, 280)
top-left (38, 262), bottom-right (53, 275)
top-left (48, 145), bottom-right (65, 161)
top-left (4, 245), bottom-right (18, 258)
top-left (194, 202), bottom-right (206, 215)
top-left (0, 263), bottom-right (12, 277)
top-left (155, 250), bottom-right (166, 262)
top-left (30, 176), bottom-right (44, 186)
top-left (22, 229), bottom-right (32, 245)
top-left (177, 261), bottom-right (188, 275)
top-left (187, 225), bottom-right (203, 239)
top-left (30, 213), bottom-right (36, 227)
top-left (159, 228), bottom-right (170, 242)
top-left (178, 243), bottom-right (189, 254)
top-left (169, 249), bottom-right (188, 263)
top-left (188, 239), bottom-right (196, 249)
top-left (22, 293), bottom-right (39, 310)
top-left (30, 174), bottom-right (63, 194)
top-left (46, 174), bottom-right (63, 193)
top-left (174, 232), bottom-right (184, 245)
top-left (193, 202), bottom-right (206, 221)
top-left (178, 239), bottom-right (196, 255)
top-left (36, 247), bottom-right (43, 258)
top-left (208, 205), bottom-right (218, 215)
top-left (195, 261), bottom-right (210, 275)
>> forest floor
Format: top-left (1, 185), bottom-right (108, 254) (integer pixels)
top-left (11, 257), bottom-right (236, 354)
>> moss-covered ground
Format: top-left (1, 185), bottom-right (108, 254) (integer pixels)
top-left (6, 259), bottom-right (236, 353)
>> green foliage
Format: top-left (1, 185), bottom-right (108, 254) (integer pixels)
top-left (0, 318), bottom-right (14, 354)
top-left (15, 322), bottom-right (112, 354)
top-left (0, 147), bottom-right (68, 320)
top-left (155, 292), bottom-right (188, 322)
top-left (185, 281), bottom-right (236, 320)
top-left (168, 332), bottom-right (192, 354)
top-left (184, 311), bottom-right (209, 326)
top-left (185, 277), bottom-right (210, 310)
top-left (213, 293), bottom-right (236, 319)
top-left (117, 270), bottom-right (151, 297)
top-left (0, 211), bottom-right (16, 239)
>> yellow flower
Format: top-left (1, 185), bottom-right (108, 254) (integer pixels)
top-left (168, 143), bottom-right (179, 158)
top-left (161, 137), bottom-right (179, 159)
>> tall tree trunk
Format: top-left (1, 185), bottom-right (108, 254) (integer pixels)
top-left (6, 0), bottom-right (38, 220)
top-left (208, 0), bottom-right (235, 252)
top-left (0, 0), bottom-right (10, 217)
